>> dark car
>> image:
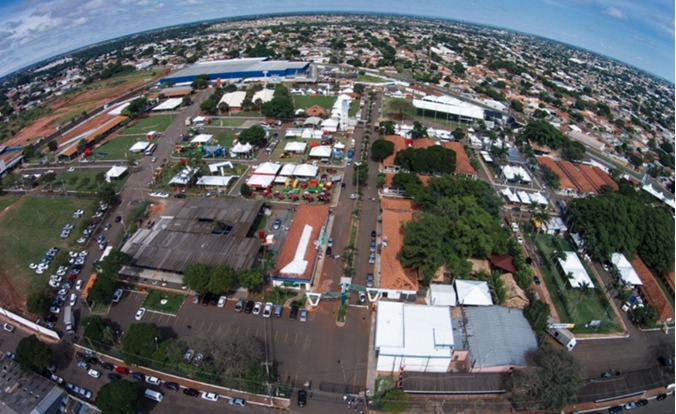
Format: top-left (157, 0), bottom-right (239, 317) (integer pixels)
top-left (130, 372), bottom-right (145, 381)
top-left (183, 388), bottom-right (199, 397)
top-left (290, 305), bottom-right (299, 319)
top-left (114, 216), bottom-right (122, 223)
top-left (85, 356), bottom-right (100, 366)
top-left (245, 300), bottom-right (255, 313)
top-left (201, 293), bottom-right (211, 306)
top-left (635, 399), bottom-right (648, 407)
top-left (107, 373), bottom-right (121, 381)
top-left (656, 394), bottom-right (667, 401)
top-left (326, 246), bottom-right (332, 256)
top-left (297, 389), bottom-right (307, 407)
top-left (607, 406), bottom-right (623, 414)
top-left (533, 276), bottom-right (541, 285)
top-left (165, 382), bottom-right (180, 391)
top-left (100, 362), bottom-right (114, 370)
top-left (174, 193), bottom-right (187, 199)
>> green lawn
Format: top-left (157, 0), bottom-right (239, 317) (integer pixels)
top-left (95, 136), bottom-right (146, 160)
top-left (348, 100), bottom-right (361, 117)
top-left (0, 195), bottom-right (19, 212)
top-left (293, 95), bottom-right (337, 110)
top-left (0, 197), bottom-right (88, 297)
top-left (356, 73), bottom-right (386, 83)
top-left (203, 128), bottom-right (238, 148)
top-left (120, 115), bottom-right (174, 135)
top-left (533, 234), bottom-right (621, 333)
top-left (47, 170), bottom-right (129, 193)
top-left (225, 111), bottom-right (262, 117)
top-left (142, 289), bottom-right (185, 314)
top-left (209, 118), bottom-right (245, 127)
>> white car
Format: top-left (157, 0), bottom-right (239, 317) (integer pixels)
top-left (262, 302), bottom-right (273, 318)
top-left (350, 193), bottom-right (359, 200)
top-left (75, 280), bottom-right (83, 290)
top-left (252, 302), bottom-right (262, 315)
top-left (69, 293), bottom-right (77, 307)
top-left (87, 369), bottom-right (101, 379)
top-left (217, 296), bottom-right (227, 308)
top-left (135, 307), bottom-right (146, 320)
top-left (145, 376), bottom-right (161, 385)
top-left (201, 392), bottom-right (219, 402)
top-left (67, 167), bottom-right (75, 172)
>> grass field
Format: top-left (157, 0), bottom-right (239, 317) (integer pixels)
top-left (349, 100), bottom-right (361, 117)
top-left (356, 73), bottom-right (386, 83)
top-left (0, 197), bottom-right (88, 298)
top-left (47, 170), bottom-right (129, 193)
top-left (203, 128), bottom-right (238, 148)
top-left (0, 195), bottom-right (19, 212)
top-left (209, 118), bottom-right (245, 127)
top-left (96, 136), bottom-right (147, 160)
top-left (534, 234), bottom-right (621, 333)
top-left (226, 111), bottom-right (262, 117)
top-left (120, 115), bottom-right (174, 135)
top-left (293, 95), bottom-right (337, 110)
top-left (142, 289), bottom-right (185, 314)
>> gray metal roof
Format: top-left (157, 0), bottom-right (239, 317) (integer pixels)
top-left (455, 306), bottom-right (538, 370)
top-left (166, 57), bottom-right (308, 78)
top-left (0, 355), bottom-right (63, 414)
top-left (122, 197), bottom-right (263, 273)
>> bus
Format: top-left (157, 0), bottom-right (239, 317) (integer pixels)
top-left (145, 143), bottom-right (157, 156)
top-left (64, 305), bottom-right (75, 334)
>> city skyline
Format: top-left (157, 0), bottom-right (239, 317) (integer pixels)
top-left (0, 0), bottom-right (673, 82)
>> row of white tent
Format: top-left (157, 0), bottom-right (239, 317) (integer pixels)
top-left (500, 187), bottom-right (548, 206)
top-left (246, 161), bottom-right (320, 188)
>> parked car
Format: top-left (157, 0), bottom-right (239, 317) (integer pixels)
top-left (623, 402), bottom-right (637, 410)
top-left (366, 273), bottom-right (374, 288)
top-left (50, 374), bottom-right (64, 384)
top-left (228, 398), bottom-right (247, 407)
top-left (165, 382), bottom-right (180, 391)
top-left (253, 302), bottom-right (263, 315)
top-left (87, 369), bottom-right (101, 379)
top-left (635, 399), bottom-right (648, 407)
top-left (656, 394), bottom-right (667, 401)
top-left (130, 372), bottom-right (145, 381)
top-left (145, 376), bottom-right (161, 385)
top-left (193, 294), bottom-right (201, 304)
top-left (272, 218), bottom-right (281, 230)
top-left (234, 298), bottom-right (245, 312)
top-left (327, 238), bottom-right (334, 247)
top-left (297, 389), bottom-right (307, 407)
top-left (245, 300), bottom-right (254, 313)
top-left (299, 309), bottom-right (308, 322)
top-left (100, 362), bottom-right (114, 370)
top-left (217, 296), bottom-right (227, 308)
top-left (202, 392), bottom-right (219, 402)
top-left (533, 276), bottom-right (541, 285)
top-left (77, 362), bottom-right (89, 370)
top-left (368, 253), bottom-right (375, 264)
top-left (183, 349), bottom-right (195, 362)
top-left (107, 373), bottom-right (121, 381)
top-left (263, 302), bottom-right (273, 318)
top-left (290, 305), bottom-right (299, 320)
top-left (114, 366), bottom-right (129, 375)
top-left (135, 307), bottom-right (146, 320)
top-left (183, 388), bottom-right (199, 397)
top-left (607, 406), bottom-right (623, 414)
top-left (112, 288), bottom-right (123, 303)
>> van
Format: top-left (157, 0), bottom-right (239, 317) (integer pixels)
top-left (274, 304), bottom-right (283, 318)
top-left (144, 389), bottom-right (164, 402)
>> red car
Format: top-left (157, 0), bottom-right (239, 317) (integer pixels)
top-left (114, 366), bottom-right (129, 375)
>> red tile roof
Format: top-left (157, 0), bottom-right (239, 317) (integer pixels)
top-left (537, 157), bottom-right (577, 191)
top-left (489, 254), bottom-right (516, 273)
top-left (442, 141), bottom-right (477, 176)
top-left (631, 255), bottom-right (675, 323)
top-left (382, 135), bottom-right (407, 167)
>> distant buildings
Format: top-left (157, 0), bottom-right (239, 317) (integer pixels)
top-left (160, 57), bottom-right (312, 84)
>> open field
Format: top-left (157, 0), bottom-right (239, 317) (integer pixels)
top-left (47, 170), bottom-right (129, 193)
top-left (0, 197), bottom-right (89, 310)
top-left (208, 118), bottom-right (245, 127)
top-left (0, 195), bottom-right (20, 212)
top-left (356, 73), bottom-right (386, 83)
top-left (293, 95), bottom-right (337, 110)
top-left (534, 234), bottom-right (621, 333)
top-left (5, 70), bottom-right (167, 148)
top-left (142, 289), bottom-right (185, 314)
top-left (203, 128), bottom-right (238, 148)
top-left (95, 136), bottom-right (147, 160)
top-left (120, 115), bottom-right (174, 135)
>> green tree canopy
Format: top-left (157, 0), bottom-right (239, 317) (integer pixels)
top-left (240, 183), bottom-right (252, 198)
top-left (26, 289), bottom-right (51, 316)
top-left (208, 265), bottom-right (235, 294)
top-left (121, 323), bottom-right (162, 365)
top-left (95, 380), bottom-right (141, 414)
top-left (238, 268), bottom-right (264, 292)
top-left (410, 121), bottom-right (428, 139)
top-left (183, 263), bottom-right (211, 293)
top-left (262, 95), bottom-right (295, 119)
top-left (379, 120), bottom-right (396, 136)
top-left (238, 125), bottom-right (267, 147)
top-left (82, 315), bottom-right (115, 346)
top-left (394, 146), bottom-right (456, 175)
top-left (381, 389), bottom-right (409, 414)
top-left (392, 172), bottom-right (422, 195)
top-left (507, 345), bottom-right (582, 410)
top-left (452, 127), bottom-right (466, 141)
top-left (122, 97), bottom-right (148, 119)
top-left (387, 98), bottom-right (414, 120)
top-left (371, 139), bottom-right (395, 162)
top-left (15, 335), bottom-right (52, 373)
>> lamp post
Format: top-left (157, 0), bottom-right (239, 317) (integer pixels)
top-left (354, 161), bottom-right (362, 199)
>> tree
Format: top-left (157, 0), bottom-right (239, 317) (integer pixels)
top-left (122, 97), bottom-right (148, 119)
top-left (240, 183), bottom-right (251, 198)
top-left (386, 98), bottom-right (414, 120)
top-left (218, 101), bottom-right (229, 113)
top-left (87, 272), bottom-right (117, 305)
top-left (353, 161), bottom-right (369, 187)
top-left (452, 127), bottom-right (465, 141)
top-left (15, 335), bottom-right (52, 373)
top-left (371, 139), bottom-right (395, 162)
top-left (191, 74), bottom-right (209, 89)
top-left (506, 345), bottom-right (582, 410)
top-left (47, 140), bottom-right (58, 152)
top-left (82, 315), bottom-right (115, 346)
top-left (121, 323), bottom-right (162, 365)
top-left (200, 98), bottom-right (217, 115)
top-left (353, 83), bottom-right (365, 95)
top-left (381, 389), bottom-right (409, 414)
top-left (633, 304), bottom-right (657, 327)
top-left (392, 172), bottom-right (422, 195)
top-left (262, 96), bottom-right (294, 119)
top-left (96, 380), bottom-right (141, 414)
top-left (238, 125), bottom-right (267, 147)
top-left (410, 121), bottom-right (428, 139)
top-left (26, 289), bottom-right (50, 316)
top-left (379, 120), bottom-right (396, 136)
top-left (22, 144), bottom-right (35, 159)
top-left (523, 291), bottom-right (550, 334)
top-left (97, 183), bottom-right (117, 205)
top-left (183, 263), bottom-right (211, 293)
top-left (511, 99), bottom-right (524, 112)
top-left (238, 268), bottom-right (264, 292)
top-left (208, 265), bottom-right (234, 294)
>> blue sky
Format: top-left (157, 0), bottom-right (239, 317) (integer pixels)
top-left (0, 0), bottom-right (673, 82)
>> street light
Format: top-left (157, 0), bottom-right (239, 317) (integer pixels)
top-left (354, 161), bottom-right (362, 199)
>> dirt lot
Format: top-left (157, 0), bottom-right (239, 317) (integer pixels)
top-left (5, 69), bottom-right (168, 148)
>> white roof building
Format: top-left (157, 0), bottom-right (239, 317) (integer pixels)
top-left (168, 167), bottom-right (199, 185)
top-left (375, 301), bottom-right (454, 373)
top-left (208, 161), bottom-right (234, 174)
top-left (152, 98), bottom-right (183, 111)
top-left (293, 164), bottom-right (319, 177)
top-left (196, 175), bottom-right (238, 187)
top-left (320, 118), bottom-right (339, 132)
top-left (278, 163), bottom-right (296, 177)
top-left (425, 284), bottom-right (456, 306)
top-left (308, 145), bottom-right (332, 158)
top-left (502, 165), bottom-right (532, 183)
top-left (455, 280), bottom-right (493, 306)
top-left (558, 252), bottom-right (595, 288)
top-left (104, 165), bottom-right (128, 182)
top-left (611, 253), bottom-right (642, 286)
top-left (218, 91), bottom-right (247, 108)
top-left (246, 174), bottom-right (276, 188)
top-left (129, 141), bottom-right (150, 153)
top-left (500, 187), bottom-right (520, 203)
top-left (254, 162), bottom-right (281, 175)
top-left (413, 95), bottom-right (485, 121)
top-left (284, 141), bottom-right (307, 153)
top-left (252, 88), bottom-right (274, 104)
top-left (190, 134), bottom-right (214, 144)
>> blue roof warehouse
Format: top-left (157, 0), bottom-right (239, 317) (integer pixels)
top-left (160, 57), bottom-right (312, 84)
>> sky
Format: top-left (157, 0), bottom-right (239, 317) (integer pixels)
top-left (0, 0), bottom-right (673, 82)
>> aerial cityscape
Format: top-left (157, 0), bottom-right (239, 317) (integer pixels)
top-left (0, 7), bottom-right (673, 414)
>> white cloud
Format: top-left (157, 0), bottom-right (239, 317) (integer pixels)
top-left (7, 12), bottom-right (63, 41)
top-left (603, 7), bottom-right (627, 20)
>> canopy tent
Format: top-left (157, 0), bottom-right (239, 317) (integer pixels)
top-left (104, 165), bottom-right (128, 182)
top-left (425, 284), bottom-right (456, 306)
top-left (284, 141), bottom-right (307, 153)
top-left (247, 174), bottom-right (276, 188)
top-left (333, 142), bottom-right (346, 150)
top-left (454, 279), bottom-right (493, 306)
top-left (321, 118), bottom-right (339, 132)
top-left (168, 167), bottom-right (199, 185)
top-left (279, 163), bottom-right (296, 177)
top-left (196, 175), bottom-right (237, 187)
top-left (230, 142), bottom-right (253, 156)
top-left (304, 116), bottom-right (322, 126)
top-left (191, 134), bottom-right (214, 144)
top-left (309, 145), bottom-right (332, 158)
top-left (254, 162), bottom-right (282, 175)
top-left (611, 253), bottom-right (642, 286)
top-left (129, 141), bottom-right (150, 153)
top-left (293, 164), bottom-right (319, 177)
top-left (558, 252), bottom-right (595, 288)
top-left (152, 98), bottom-right (182, 111)
top-left (500, 187), bottom-right (520, 203)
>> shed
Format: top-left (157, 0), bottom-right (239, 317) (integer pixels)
top-left (152, 98), bottom-right (183, 111)
top-left (104, 165), bottom-right (128, 183)
top-left (191, 134), bottom-right (214, 144)
top-left (425, 284), bottom-right (456, 307)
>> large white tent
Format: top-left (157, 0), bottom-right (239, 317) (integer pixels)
top-left (129, 141), bottom-right (150, 153)
top-left (230, 142), bottom-right (253, 157)
top-left (104, 165), bottom-right (128, 182)
top-left (309, 145), bottom-right (332, 158)
top-left (320, 118), bottom-right (339, 132)
top-left (558, 252), bottom-right (595, 288)
top-left (279, 163), bottom-right (296, 177)
top-left (191, 134), bottom-right (214, 144)
top-left (425, 284), bottom-right (456, 306)
top-left (246, 174), bottom-right (276, 188)
top-left (455, 280), bottom-right (493, 306)
top-left (293, 164), bottom-right (319, 177)
top-left (611, 253), bottom-right (642, 286)
top-left (284, 141), bottom-right (307, 153)
top-left (254, 162), bottom-right (282, 175)
top-left (196, 175), bottom-right (237, 187)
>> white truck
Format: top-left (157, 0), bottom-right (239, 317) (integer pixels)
top-left (64, 305), bottom-right (75, 334)
top-left (546, 326), bottom-right (576, 351)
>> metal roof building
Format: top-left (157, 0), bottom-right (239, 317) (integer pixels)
top-left (160, 57), bottom-right (311, 84)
